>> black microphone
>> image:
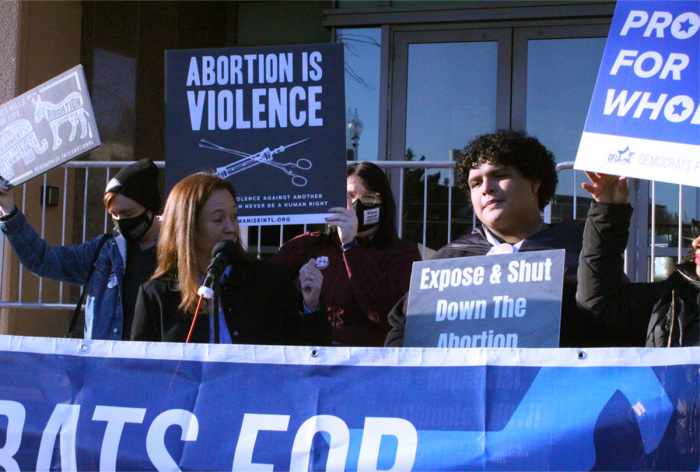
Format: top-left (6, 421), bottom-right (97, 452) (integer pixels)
top-left (198, 240), bottom-right (238, 298)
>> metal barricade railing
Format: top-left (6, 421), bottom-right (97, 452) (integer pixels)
top-left (0, 159), bottom-right (691, 314)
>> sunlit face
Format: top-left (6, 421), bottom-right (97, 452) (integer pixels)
top-left (106, 193), bottom-right (148, 220)
top-left (692, 235), bottom-right (700, 277)
top-left (194, 189), bottom-right (239, 267)
top-left (347, 175), bottom-right (381, 206)
top-left (467, 162), bottom-right (541, 235)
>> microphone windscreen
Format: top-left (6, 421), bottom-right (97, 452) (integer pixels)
top-left (210, 240), bottom-right (238, 263)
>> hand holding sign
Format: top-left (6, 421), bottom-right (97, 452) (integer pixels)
top-left (326, 196), bottom-right (358, 245)
top-left (582, 172), bottom-right (629, 204)
top-left (574, 1), bottom-right (699, 188)
top-left (0, 176), bottom-right (14, 216)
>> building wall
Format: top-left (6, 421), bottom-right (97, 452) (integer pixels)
top-left (1, 1), bottom-right (82, 337)
top-left (1, 1), bottom-right (334, 336)
top-left (0, 0), bottom-right (21, 335)
top-left (235, 1), bottom-right (332, 45)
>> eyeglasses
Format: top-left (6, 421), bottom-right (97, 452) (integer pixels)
top-left (349, 192), bottom-right (381, 206)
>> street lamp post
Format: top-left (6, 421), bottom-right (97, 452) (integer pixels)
top-left (347, 108), bottom-right (363, 161)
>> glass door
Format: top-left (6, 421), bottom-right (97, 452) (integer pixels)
top-left (389, 27), bottom-right (512, 251)
top-left (513, 25), bottom-right (609, 224)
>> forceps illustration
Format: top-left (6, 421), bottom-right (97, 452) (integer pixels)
top-left (199, 138), bottom-right (312, 187)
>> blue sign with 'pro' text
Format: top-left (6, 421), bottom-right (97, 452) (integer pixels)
top-left (575, 0), bottom-right (700, 187)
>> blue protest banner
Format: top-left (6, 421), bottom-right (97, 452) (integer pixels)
top-left (165, 44), bottom-right (347, 225)
top-left (575, 0), bottom-right (700, 187)
top-left (403, 250), bottom-right (565, 348)
top-left (0, 336), bottom-right (697, 471)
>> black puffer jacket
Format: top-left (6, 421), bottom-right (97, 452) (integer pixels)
top-left (577, 202), bottom-right (699, 347)
top-left (386, 220), bottom-right (617, 348)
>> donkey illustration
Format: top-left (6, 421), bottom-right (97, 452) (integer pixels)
top-left (0, 119), bottom-right (48, 179)
top-left (32, 92), bottom-right (92, 150)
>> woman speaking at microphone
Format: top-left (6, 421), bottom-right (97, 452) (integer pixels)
top-left (131, 172), bottom-right (330, 345)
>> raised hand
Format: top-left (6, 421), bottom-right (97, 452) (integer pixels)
top-left (299, 258), bottom-right (323, 312)
top-left (325, 196), bottom-right (358, 245)
top-left (582, 171), bottom-right (629, 204)
top-left (0, 177), bottom-right (16, 216)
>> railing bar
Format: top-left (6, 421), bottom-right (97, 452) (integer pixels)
top-left (61, 160), bottom-right (166, 168)
top-left (373, 161), bottom-right (454, 169)
top-left (104, 168), bottom-right (111, 234)
top-left (38, 173), bottom-right (48, 302)
top-left (422, 169), bottom-right (428, 260)
top-left (573, 170), bottom-right (578, 221)
top-left (82, 169), bottom-right (89, 243)
top-left (18, 184), bottom-right (26, 301)
top-left (62, 160), bottom-right (461, 169)
top-left (650, 180), bottom-right (656, 282)
top-left (60, 167), bottom-right (68, 302)
top-left (678, 184), bottom-right (683, 263)
top-left (398, 168), bottom-right (404, 239)
top-left (257, 226), bottom-right (261, 255)
top-left (0, 302), bottom-right (85, 310)
top-left (447, 167), bottom-right (453, 247)
top-left (279, 224), bottom-right (284, 248)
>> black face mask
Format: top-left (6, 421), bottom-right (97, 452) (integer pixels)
top-left (353, 200), bottom-right (381, 233)
top-left (113, 211), bottom-right (153, 244)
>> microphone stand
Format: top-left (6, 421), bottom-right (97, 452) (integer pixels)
top-left (212, 278), bottom-right (221, 344)
top-left (185, 294), bottom-right (206, 344)
top-left (186, 273), bottom-right (223, 344)
top-left (187, 240), bottom-right (236, 344)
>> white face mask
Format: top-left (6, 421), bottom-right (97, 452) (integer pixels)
top-left (353, 199), bottom-right (381, 232)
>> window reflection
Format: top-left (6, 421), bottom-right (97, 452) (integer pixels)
top-left (403, 41), bottom-right (498, 250)
top-left (89, 48), bottom-right (137, 161)
top-left (406, 42), bottom-right (497, 166)
top-left (525, 37), bottom-right (606, 222)
top-left (337, 28), bottom-right (381, 161)
top-left (650, 182), bottom-right (700, 250)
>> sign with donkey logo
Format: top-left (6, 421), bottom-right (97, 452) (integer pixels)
top-left (0, 65), bottom-right (100, 187)
top-left (165, 43), bottom-right (346, 225)
top-left (575, 0), bottom-right (699, 187)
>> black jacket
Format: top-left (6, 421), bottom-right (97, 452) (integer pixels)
top-left (385, 220), bottom-right (615, 348)
top-left (131, 259), bottom-right (331, 346)
top-left (577, 202), bottom-right (699, 347)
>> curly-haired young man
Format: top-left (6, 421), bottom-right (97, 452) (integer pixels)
top-left (386, 130), bottom-right (617, 348)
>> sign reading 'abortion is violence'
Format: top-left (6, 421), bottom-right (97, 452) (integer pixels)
top-left (404, 250), bottom-right (565, 348)
top-left (575, 0), bottom-right (700, 187)
top-left (165, 44), bottom-right (346, 225)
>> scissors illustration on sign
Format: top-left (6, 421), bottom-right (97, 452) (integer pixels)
top-left (199, 138), bottom-right (311, 187)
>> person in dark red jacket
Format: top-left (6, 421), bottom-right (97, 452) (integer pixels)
top-left (272, 162), bottom-right (422, 347)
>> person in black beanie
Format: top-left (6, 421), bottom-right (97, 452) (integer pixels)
top-left (0, 159), bottom-right (162, 340)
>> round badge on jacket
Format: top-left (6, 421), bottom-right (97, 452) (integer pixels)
top-left (315, 256), bottom-right (330, 269)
